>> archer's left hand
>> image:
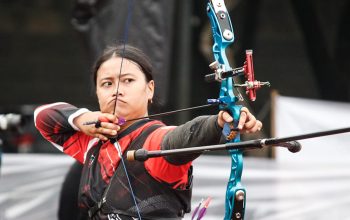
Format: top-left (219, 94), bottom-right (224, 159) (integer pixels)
top-left (218, 107), bottom-right (262, 133)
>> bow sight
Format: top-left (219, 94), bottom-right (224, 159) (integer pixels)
top-left (205, 50), bottom-right (270, 102)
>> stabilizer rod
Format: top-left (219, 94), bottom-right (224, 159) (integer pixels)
top-left (127, 127), bottom-right (350, 162)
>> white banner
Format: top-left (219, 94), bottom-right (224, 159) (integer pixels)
top-left (274, 95), bottom-right (350, 162)
top-left (2, 152), bottom-right (350, 219)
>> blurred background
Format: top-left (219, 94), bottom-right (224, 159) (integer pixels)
top-left (1, 0), bottom-right (350, 219)
top-left (1, 0), bottom-right (350, 153)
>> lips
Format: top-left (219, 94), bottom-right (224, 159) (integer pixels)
top-left (105, 99), bottom-right (127, 115)
top-left (109, 98), bottom-right (126, 105)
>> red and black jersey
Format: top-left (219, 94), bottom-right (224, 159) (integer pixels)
top-left (81, 121), bottom-right (192, 219)
top-left (34, 103), bottom-right (192, 186)
top-left (34, 102), bottom-right (193, 219)
top-left (35, 102), bottom-right (222, 219)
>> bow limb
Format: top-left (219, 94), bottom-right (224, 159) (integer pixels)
top-left (207, 1), bottom-right (244, 219)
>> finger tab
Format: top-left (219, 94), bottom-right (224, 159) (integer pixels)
top-left (95, 121), bottom-right (102, 128)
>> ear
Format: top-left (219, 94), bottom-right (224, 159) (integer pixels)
top-left (147, 80), bottom-right (155, 100)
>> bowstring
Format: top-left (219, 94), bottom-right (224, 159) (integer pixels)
top-left (113, 0), bottom-right (134, 115)
top-left (111, 0), bottom-right (142, 219)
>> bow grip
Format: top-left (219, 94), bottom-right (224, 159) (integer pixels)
top-left (221, 105), bottom-right (242, 142)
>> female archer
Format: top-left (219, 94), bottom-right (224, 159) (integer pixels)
top-left (34, 44), bottom-right (262, 220)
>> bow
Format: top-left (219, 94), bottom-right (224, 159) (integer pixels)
top-left (125, 1), bottom-right (267, 219)
top-left (123, 1), bottom-right (269, 219)
top-left (126, 1), bottom-right (268, 219)
top-left (206, 1), bottom-right (268, 219)
top-left (125, 2), bottom-right (350, 220)
top-left (88, 1), bottom-right (270, 219)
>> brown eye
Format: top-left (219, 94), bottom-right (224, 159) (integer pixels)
top-left (101, 81), bottom-right (112, 87)
top-left (123, 78), bottom-right (134, 84)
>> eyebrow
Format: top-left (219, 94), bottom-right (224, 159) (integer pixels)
top-left (98, 72), bottom-right (135, 81)
top-left (98, 76), bottom-right (114, 81)
top-left (119, 73), bottom-right (135, 77)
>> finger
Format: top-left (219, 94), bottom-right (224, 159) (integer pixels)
top-left (245, 122), bottom-right (260, 133)
top-left (240, 107), bottom-right (249, 114)
top-left (96, 126), bottom-right (118, 136)
top-left (98, 114), bottom-right (118, 124)
top-left (100, 122), bottom-right (120, 131)
top-left (98, 115), bottom-right (110, 123)
top-left (243, 113), bottom-right (257, 130)
top-left (217, 111), bottom-right (224, 128)
top-left (256, 120), bottom-right (263, 131)
top-left (95, 133), bottom-right (109, 141)
top-left (222, 111), bottom-right (233, 123)
top-left (237, 111), bottom-right (247, 130)
top-left (245, 120), bottom-right (262, 133)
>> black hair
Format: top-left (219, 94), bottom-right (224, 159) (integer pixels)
top-left (92, 44), bottom-right (153, 86)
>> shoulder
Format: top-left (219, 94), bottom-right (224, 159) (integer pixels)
top-left (138, 120), bottom-right (174, 149)
top-left (139, 120), bottom-right (174, 134)
top-left (146, 120), bottom-right (176, 137)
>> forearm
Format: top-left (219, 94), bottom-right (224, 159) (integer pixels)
top-left (162, 115), bottom-right (223, 165)
top-left (34, 102), bottom-right (89, 145)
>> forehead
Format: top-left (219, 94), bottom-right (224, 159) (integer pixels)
top-left (97, 57), bottom-right (143, 78)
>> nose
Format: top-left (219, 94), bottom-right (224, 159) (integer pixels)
top-left (113, 84), bottom-right (124, 97)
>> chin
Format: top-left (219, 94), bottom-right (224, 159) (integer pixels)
top-left (100, 107), bottom-right (114, 114)
top-left (115, 111), bottom-right (128, 119)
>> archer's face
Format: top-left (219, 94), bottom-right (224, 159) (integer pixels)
top-left (95, 57), bottom-right (154, 120)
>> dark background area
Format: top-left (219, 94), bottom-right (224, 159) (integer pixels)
top-left (0, 0), bottom-right (349, 155)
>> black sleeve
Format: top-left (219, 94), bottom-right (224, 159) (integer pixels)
top-left (161, 115), bottom-right (224, 165)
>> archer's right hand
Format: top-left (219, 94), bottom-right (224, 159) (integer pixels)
top-left (74, 111), bottom-right (120, 141)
